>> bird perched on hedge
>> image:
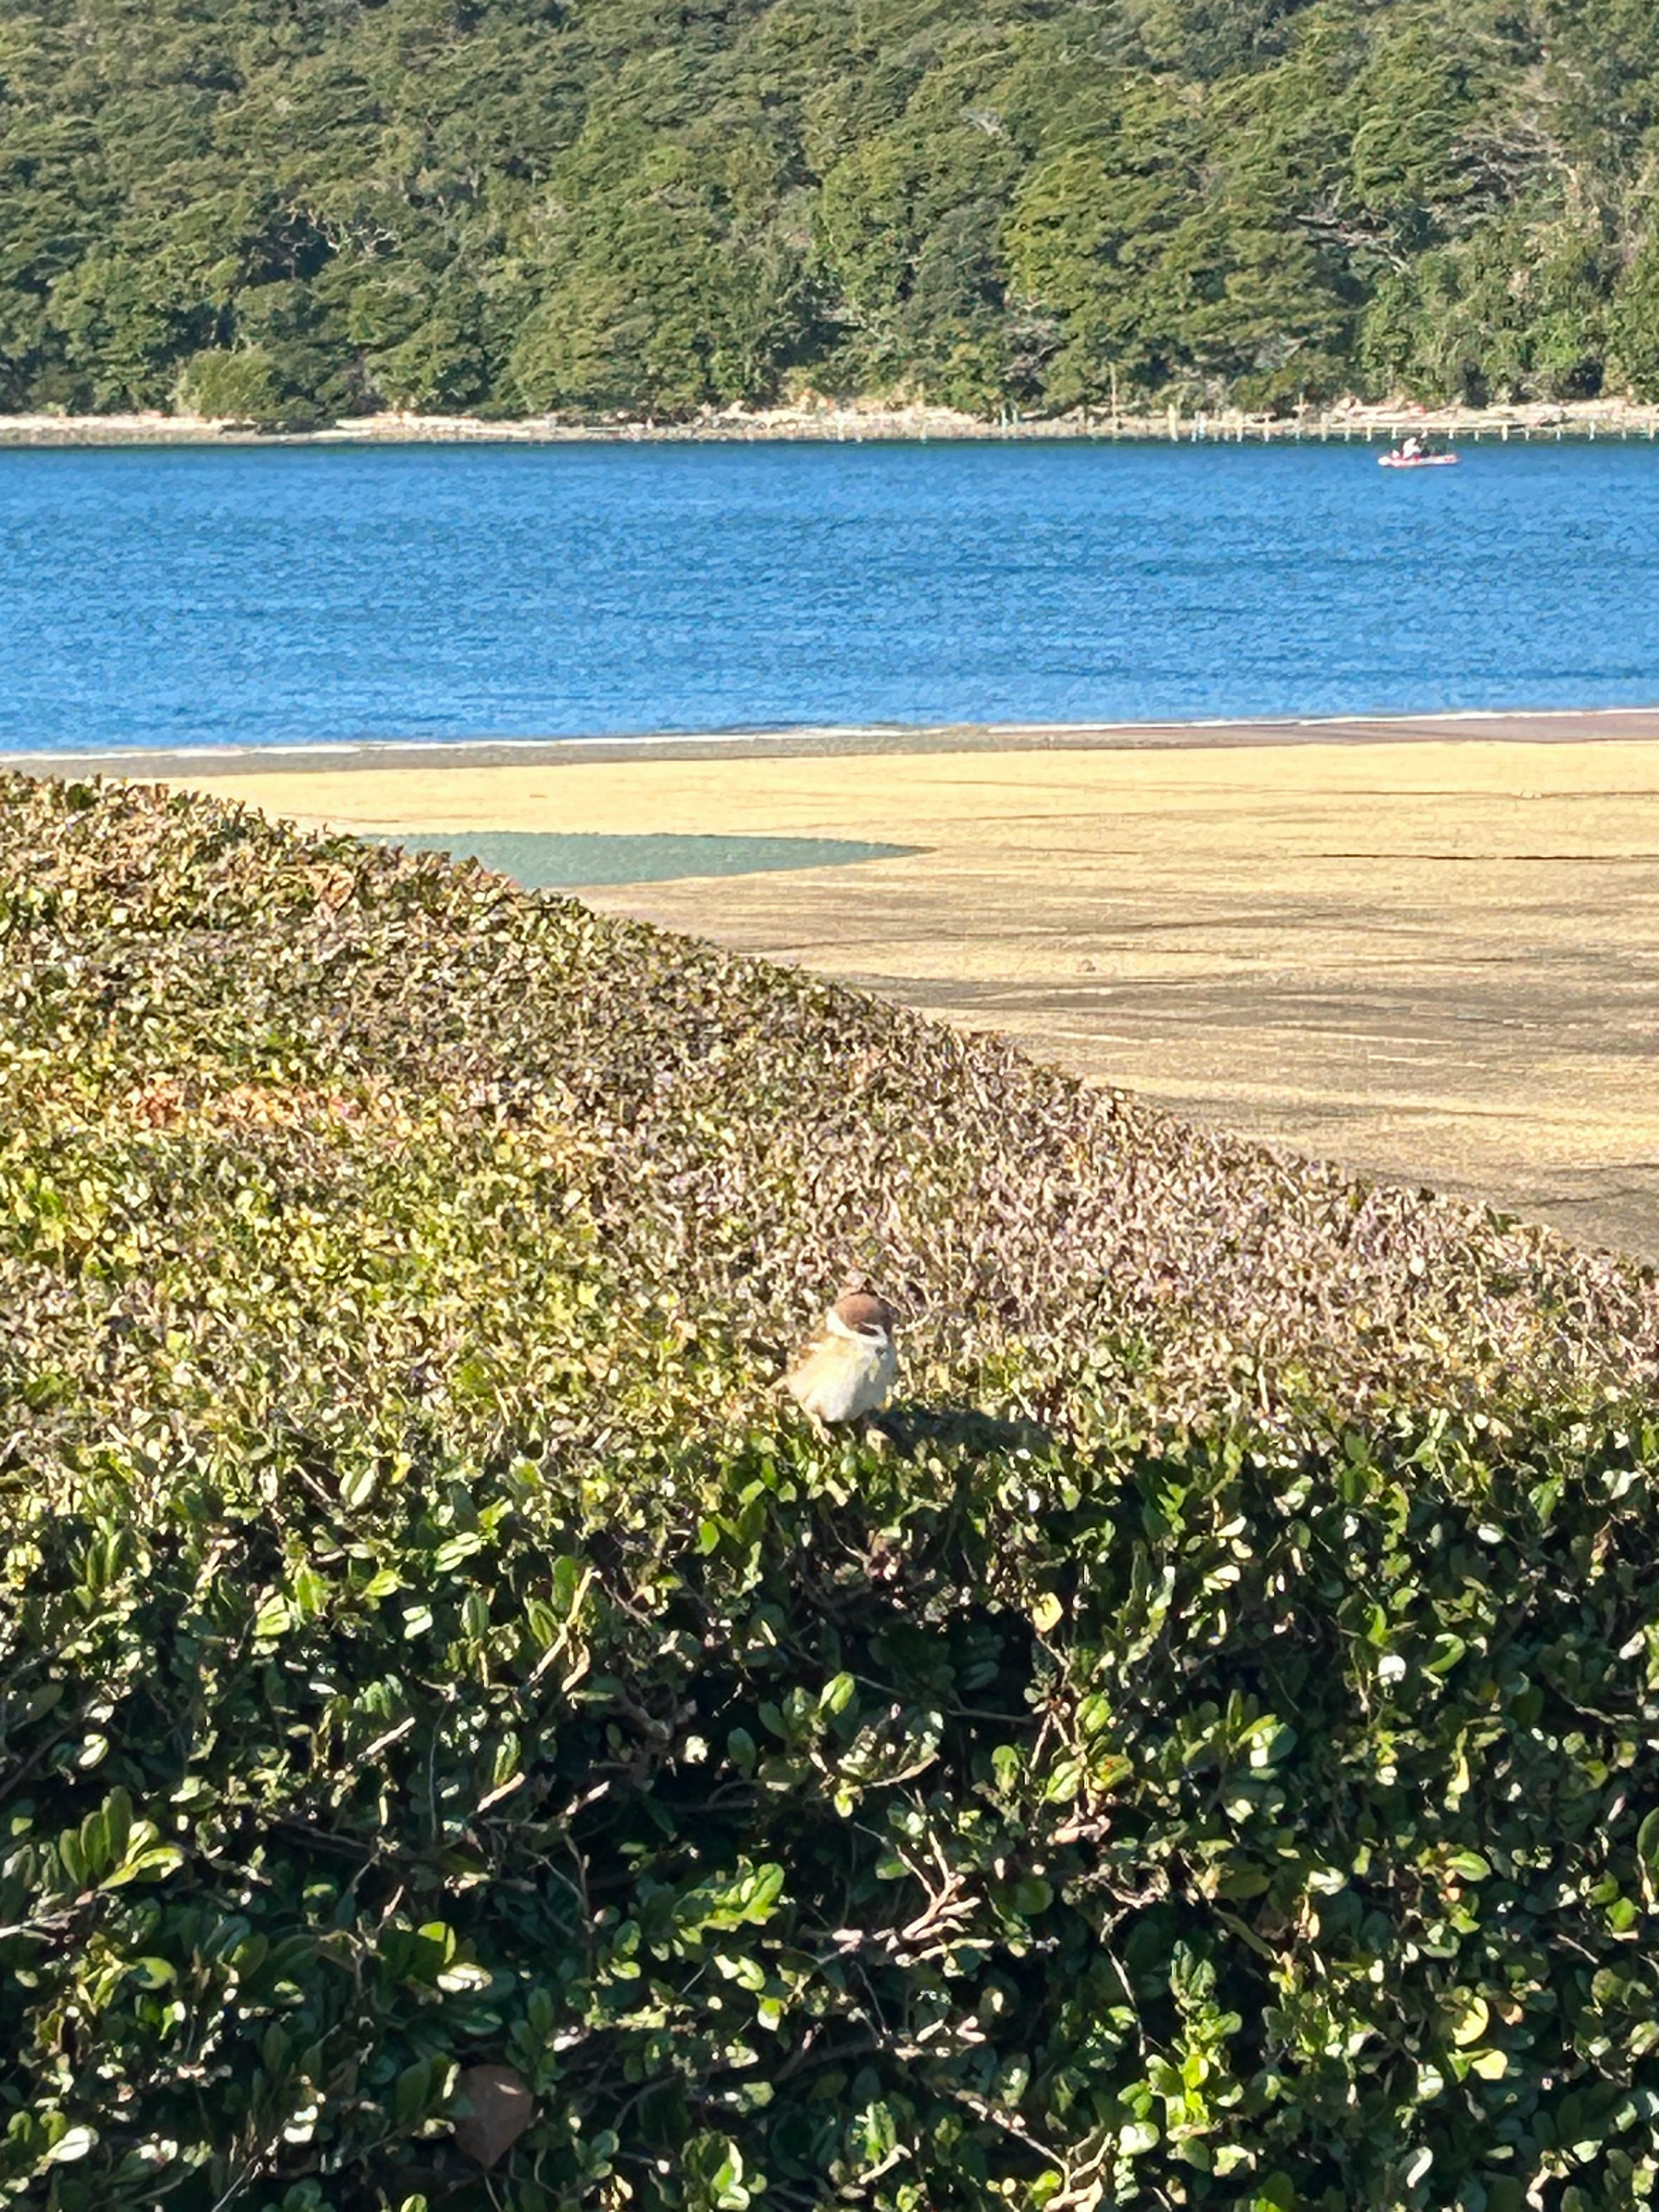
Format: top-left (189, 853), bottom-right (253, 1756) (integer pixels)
top-left (784, 1291), bottom-right (899, 1427)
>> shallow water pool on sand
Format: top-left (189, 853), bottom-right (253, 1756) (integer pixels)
top-left (372, 828), bottom-right (915, 887)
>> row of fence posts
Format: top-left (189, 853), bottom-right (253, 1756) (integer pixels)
top-left (1120, 407), bottom-right (1659, 444)
top-left (981, 404), bottom-right (1659, 442)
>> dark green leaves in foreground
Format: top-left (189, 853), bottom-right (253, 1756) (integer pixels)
top-left (5, 773), bottom-right (1659, 2209)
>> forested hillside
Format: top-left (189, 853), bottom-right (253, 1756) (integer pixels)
top-left (4, 0), bottom-right (1659, 423)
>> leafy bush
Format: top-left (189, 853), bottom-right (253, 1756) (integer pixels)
top-left (175, 350), bottom-right (299, 432)
top-left (5, 774), bottom-right (1659, 2212)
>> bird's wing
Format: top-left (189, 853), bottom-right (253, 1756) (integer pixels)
top-left (780, 1324), bottom-right (830, 1387)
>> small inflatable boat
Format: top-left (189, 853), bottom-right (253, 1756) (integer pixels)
top-left (1379, 448), bottom-right (1459, 469)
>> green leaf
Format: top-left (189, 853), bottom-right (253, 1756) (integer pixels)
top-left (820, 1672), bottom-right (857, 1716)
top-left (292, 1565), bottom-right (329, 1618)
top-left (394, 2058), bottom-right (434, 2126)
top-left (1447, 1850), bottom-right (1492, 1882)
top-left (102, 1786), bottom-right (132, 1867)
top-left (105, 1844), bottom-right (185, 1888)
top-left (254, 1595), bottom-right (294, 1641)
top-left (1447, 1993), bottom-right (1488, 2045)
top-left (340, 1463), bottom-right (380, 1509)
top-left (1251, 2174), bottom-right (1297, 2211)
top-left (44, 2126), bottom-right (98, 2164)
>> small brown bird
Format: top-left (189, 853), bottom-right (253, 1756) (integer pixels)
top-left (784, 1291), bottom-right (899, 1427)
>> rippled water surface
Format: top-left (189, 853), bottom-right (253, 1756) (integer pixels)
top-left (1, 439), bottom-right (1655, 751)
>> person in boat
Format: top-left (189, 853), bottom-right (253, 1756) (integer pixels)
top-left (1398, 433), bottom-right (1423, 461)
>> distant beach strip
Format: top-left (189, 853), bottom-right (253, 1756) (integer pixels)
top-left (4, 396), bottom-right (1659, 446)
top-left (11, 704), bottom-right (1659, 780)
top-left (11, 707), bottom-right (1659, 1266)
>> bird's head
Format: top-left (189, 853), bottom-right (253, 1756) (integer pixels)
top-left (831, 1290), bottom-right (897, 1344)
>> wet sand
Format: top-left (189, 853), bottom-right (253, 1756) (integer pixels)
top-left (39, 712), bottom-right (1659, 1263)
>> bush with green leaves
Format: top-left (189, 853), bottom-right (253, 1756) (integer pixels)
top-left (5, 773), bottom-right (1659, 2212)
top-left (175, 350), bottom-right (306, 431)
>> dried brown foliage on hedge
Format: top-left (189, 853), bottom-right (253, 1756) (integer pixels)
top-left (4, 772), bottom-right (1659, 2212)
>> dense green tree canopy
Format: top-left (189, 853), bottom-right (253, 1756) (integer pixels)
top-left (2, 0), bottom-right (1657, 421)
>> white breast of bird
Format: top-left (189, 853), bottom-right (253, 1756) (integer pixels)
top-left (785, 1293), bottom-right (899, 1424)
top-left (789, 1332), bottom-right (896, 1423)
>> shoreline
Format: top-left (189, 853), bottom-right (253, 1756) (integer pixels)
top-left (10, 706), bottom-right (1659, 782)
top-left (129, 726), bottom-right (1659, 1266)
top-left (4, 396), bottom-right (1659, 448)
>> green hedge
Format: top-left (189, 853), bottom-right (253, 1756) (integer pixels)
top-left (5, 775), bottom-right (1659, 2212)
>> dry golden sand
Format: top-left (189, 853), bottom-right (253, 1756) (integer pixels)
top-left (157, 726), bottom-right (1659, 1261)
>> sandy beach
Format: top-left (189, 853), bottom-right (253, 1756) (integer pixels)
top-left (4, 396), bottom-right (1659, 446)
top-left (40, 709), bottom-right (1658, 1264)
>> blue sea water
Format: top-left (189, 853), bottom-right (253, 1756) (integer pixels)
top-left (0, 439), bottom-right (1655, 753)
